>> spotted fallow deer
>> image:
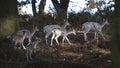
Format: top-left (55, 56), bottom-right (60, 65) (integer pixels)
top-left (16, 26), bottom-right (39, 46)
top-left (50, 28), bottom-right (76, 46)
top-left (11, 31), bottom-right (27, 49)
top-left (43, 20), bottom-right (71, 44)
top-left (25, 36), bottom-right (41, 61)
top-left (82, 19), bottom-right (109, 41)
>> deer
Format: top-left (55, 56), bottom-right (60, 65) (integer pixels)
top-left (50, 28), bottom-right (76, 46)
top-left (10, 31), bottom-right (27, 50)
top-left (16, 26), bottom-right (39, 46)
top-left (25, 36), bottom-right (41, 61)
top-left (43, 20), bottom-right (71, 44)
top-left (82, 19), bottom-right (109, 41)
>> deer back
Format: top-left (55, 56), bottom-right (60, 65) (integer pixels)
top-left (43, 25), bottom-right (61, 33)
top-left (12, 31), bottom-right (27, 43)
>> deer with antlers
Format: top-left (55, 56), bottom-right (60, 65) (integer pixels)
top-left (82, 19), bottom-right (109, 41)
top-left (43, 19), bottom-right (71, 44)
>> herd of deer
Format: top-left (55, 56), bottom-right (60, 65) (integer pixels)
top-left (7, 19), bottom-right (109, 61)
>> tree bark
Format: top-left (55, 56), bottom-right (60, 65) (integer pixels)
top-left (51, 0), bottom-right (69, 23)
top-left (112, 0), bottom-right (120, 68)
top-left (38, 0), bottom-right (46, 14)
top-left (32, 0), bottom-right (37, 16)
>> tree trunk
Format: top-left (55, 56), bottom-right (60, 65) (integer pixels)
top-left (51, 0), bottom-right (69, 23)
top-left (38, 0), bottom-right (46, 14)
top-left (112, 0), bottom-right (120, 67)
top-left (32, 0), bottom-right (37, 16)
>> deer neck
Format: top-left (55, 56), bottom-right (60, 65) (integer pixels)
top-left (101, 21), bottom-right (107, 29)
top-left (62, 23), bottom-right (67, 28)
top-left (63, 25), bottom-right (67, 28)
top-left (66, 31), bottom-right (74, 35)
top-left (22, 32), bottom-right (27, 40)
top-left (23, 34), bottom-right (26, 38)
top-left (30, 29), bottom-right (36, 36)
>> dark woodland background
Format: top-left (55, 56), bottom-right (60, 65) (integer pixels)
top-left (0, 0), bottom-right (120, 68)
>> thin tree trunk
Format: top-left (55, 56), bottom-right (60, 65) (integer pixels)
top-left (51, 0), bottom-right (69, 23)
top-left (112, 0), bottom-right (120, 67)
top-left (38, 0), bottom-right (46, 14)
top-left (32, 0), bottom-right (37, 16)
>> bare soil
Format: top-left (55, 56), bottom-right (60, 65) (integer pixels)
top-left (0, 33), bottom-right (111, 68)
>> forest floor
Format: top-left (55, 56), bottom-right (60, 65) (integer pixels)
top-left (0, 32), bottom-right (111, 68)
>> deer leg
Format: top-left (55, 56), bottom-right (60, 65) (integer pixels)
top-left (45, 32), bottom-right (51, 44)
top-left (84, 33), bottom-right (87, 41)
top-left (83, 28), bottom-right (90, 41)
top-left (99, 32), bottom-right (106, 40)
top-left (62, 36), bottom-right (65, 45)
top-left (51, 34), bottom-right (55, 46)
top-left (65, 36), bottom-right (71, 45)
top-left (94, 32), bottom-right (97, 40)
top-left (55, 35), bottom-right (60, 45)
top-left (29, 50), bottom-right (33, 60)
top-left (22, 43), bottom-right (26, 50)
top-left (14, 41), bottom-right (18, 49)
top-left (26, 50), bottom-right (29, 61)
top-left (27, 38), bottom-right (31, 46)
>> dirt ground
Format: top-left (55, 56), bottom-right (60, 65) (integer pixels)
top-left (0, 32), bottom-right (111, 68)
